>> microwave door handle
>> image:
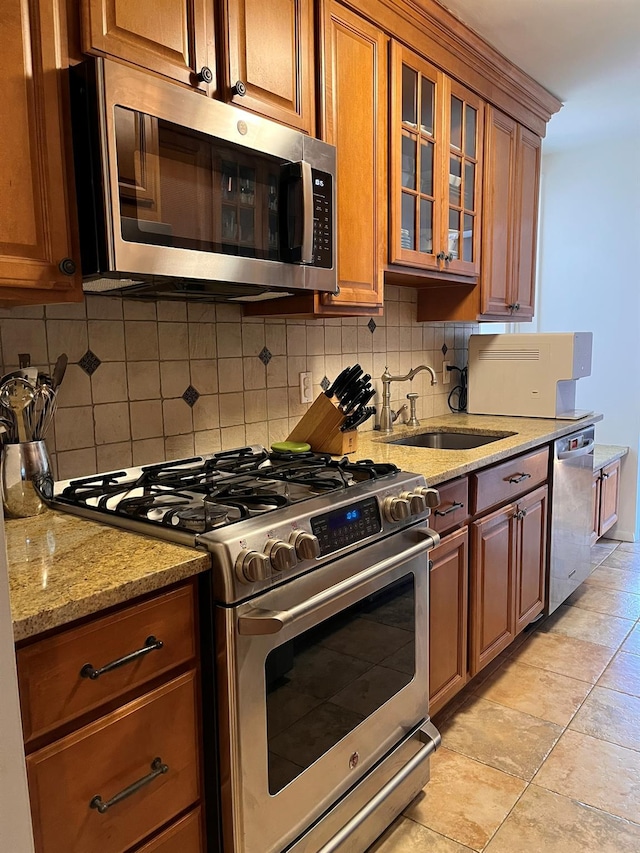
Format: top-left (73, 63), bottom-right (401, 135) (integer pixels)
top-left (299, 160), bottom-right (314, 263)
top-left (237, 528), bottom-right (440, 636)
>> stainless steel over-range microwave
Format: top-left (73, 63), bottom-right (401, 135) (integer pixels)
top-left (69, 58), bottom-right (337, 301)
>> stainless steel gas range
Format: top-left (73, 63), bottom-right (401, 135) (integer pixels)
top-left (52, 446), bottom-right (441, 853)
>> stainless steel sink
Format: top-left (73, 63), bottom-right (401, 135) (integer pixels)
top-left (388, 430), bottom-right (515, 450)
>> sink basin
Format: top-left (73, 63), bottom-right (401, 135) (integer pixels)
top-left (389, 430), bottom-right (515, 450)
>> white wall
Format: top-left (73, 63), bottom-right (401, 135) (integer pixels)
top-left (537, 135), bottom-right (640, 540)
top-left (0, 510), bottom-right (35, 852)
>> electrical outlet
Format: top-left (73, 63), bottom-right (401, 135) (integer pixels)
top-left (299, 371), bottom-right (313, 404)
top-left (442, 361), bottom-right (451, 385)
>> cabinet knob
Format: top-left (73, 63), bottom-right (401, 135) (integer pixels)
top-left (196, 66), bottom-right (213, 84)
top-left (58, 258), bottom-right (76, 276)
top-left (437, 252), bottom-right (447, 261)
top-left (232, 80), bottom-right (247, 97)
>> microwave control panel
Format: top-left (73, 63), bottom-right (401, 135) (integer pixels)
top-left (312, 169), bottom-right (333, 269)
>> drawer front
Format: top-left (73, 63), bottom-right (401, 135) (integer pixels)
top-left (18, 582), bottom-right (196, 743)
top-left (430, 478), bottom-right (469, 534)
top-left (472, 447), bottom-right (549, 514)
top-left (27, 672), bottom-right (200, 853)
top-left (137, 807), bottom-right (203, 852)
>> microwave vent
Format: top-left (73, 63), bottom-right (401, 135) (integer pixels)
top-left (478, 349), bottom-right (540, 361)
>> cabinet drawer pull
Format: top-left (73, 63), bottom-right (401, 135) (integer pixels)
top-left (601, 472), bottom-right (610, 480)
top-left (434, 501), bottom-right (464, 517)
top-left (507, 472), bottom-right (531, 484)
top-left (89, 757), bottom-right (169, 814)
top-left (80, 636), bottom-right (163, 680)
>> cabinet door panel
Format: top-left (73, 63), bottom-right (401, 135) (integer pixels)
top-left (599, 460), bottom-right (620, 536)
top-left (512, 126), bottom-right (541, 319)
top-left (470, 505), bottom-right (516, 675)
top-left (429, 527), bottom-right (468, 716)
top-left (0, 0), bottom-right (81, 302)
top-left (481, 106), bottom-right (516, 317)
top-left (319, 3), bottom-right (387, 309)
top-left (225, 0), bottom-right (314, 133)
top-left (82, 0), bottom-right (212, 90)
top-left (515, 485), bottom-right (547, 633)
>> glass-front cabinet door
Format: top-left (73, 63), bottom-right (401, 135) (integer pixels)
top-left (390, 42), bottom-right (483, 278)
top-left (390, 43), bottom-right (443, 270)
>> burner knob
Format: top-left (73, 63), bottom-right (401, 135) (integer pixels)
top-left (289, 531), bottom-right (321, 560)
top-left (235, 550), bottom-right (271, 584)
top-left (400, 491), bottom-right (427, 515)
top-left (413, 487), bottom-right (441, 508)
top-left (266, 539), bottom-right (298, 573)
top-left (383, 496), bottom-right (411, 523)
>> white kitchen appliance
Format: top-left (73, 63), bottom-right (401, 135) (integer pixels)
top-left (467, 332), bottom-right (593, 419)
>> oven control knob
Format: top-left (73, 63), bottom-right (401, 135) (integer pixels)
top-left (414, 487), bottom-right (441, 509)
top-left (289, 531), bottom-right (321, 560)
top-left (235, 550), bottom-right (271, 584)
top-left (266, 539), bottom-right (298, 572)
top-left (383, 496), bottom-right (411, 522)
top-left (400, 491), bottom-right (427, 515)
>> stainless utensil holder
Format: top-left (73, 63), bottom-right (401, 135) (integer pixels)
top-left (1, 441), bottom-right (53, 518)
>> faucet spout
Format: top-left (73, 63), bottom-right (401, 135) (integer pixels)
top-left (379, 364), bottom-right (438, 433)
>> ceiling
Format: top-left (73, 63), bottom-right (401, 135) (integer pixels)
top-left (438, 0), bottom-right (640, 149)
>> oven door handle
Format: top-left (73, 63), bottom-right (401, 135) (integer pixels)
top-left (318, 720), bottom-right (441, 853)
top-left (237, 529), bottom-right (439, 636)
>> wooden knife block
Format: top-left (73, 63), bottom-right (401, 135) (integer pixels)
top-left (288, 393), bottom-right (358, 455)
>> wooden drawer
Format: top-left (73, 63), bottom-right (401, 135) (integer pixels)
top-left (430, 478), bottom-right (469, 534)
top-left (137, 807), bottom-right (203, 852)
top-left (18, 582), bottom-right (196, 743)
top-left (472, 447), bottom-right (549, 514)
top-left (27, 672), bottom-right (200, 853)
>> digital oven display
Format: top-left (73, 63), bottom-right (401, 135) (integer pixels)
top-left (311, 496), bottom-right (381, 555)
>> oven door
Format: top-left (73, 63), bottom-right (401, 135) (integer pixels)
top-left (216, 524), bottom-right (436, 853)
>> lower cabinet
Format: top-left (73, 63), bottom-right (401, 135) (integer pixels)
top-left (592, 459), bottom-right (621, 543)
top-left (470, 484), bottom-right (548, 675)
top-left (429, 526), bottom-right (468, 716)
top-left (16, 580), bottom-right (205, 853)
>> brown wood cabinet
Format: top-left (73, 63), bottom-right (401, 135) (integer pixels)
top-left (17, 580), bottom-right (204, 853)
top-left (0, 0), bottom-right (82, 305)
top-left (221, 0), bottom-right (315, 133)
top-left (429, 526), bottom-right (468, 716)
top-left (592, 459), bottom-right (621, 542)
top-left (470, 483), bottom-right (547, 675)
top-left (81, 0), bottom-right (214, 90)
top-left (416, 106), bottom-right (541, 322)
top-left (389, 42), bottom-right (483, 279)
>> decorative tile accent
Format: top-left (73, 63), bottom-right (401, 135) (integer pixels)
top-left (320, 376), bottom-right (330, 391)
top-left (441, 343), bottom-right (448, 356)
top-left (258, 346), bottom-right (272, 366)
top-left (368, 318), bottom-right (377, 333)
top-left (182, 385), bottom-right (200, 407)
top-left (78, 349), bottom-right (101, 376)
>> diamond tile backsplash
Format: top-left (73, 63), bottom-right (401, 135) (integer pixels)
top-left (0, 288), bottom-right (478, 480)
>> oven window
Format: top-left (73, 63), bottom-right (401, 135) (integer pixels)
top-left (114, 106), bottom-right (283, 260)
top-left (265, 573), bottom-right (415, 794)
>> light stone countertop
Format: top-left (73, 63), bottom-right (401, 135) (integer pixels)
top-left (6, 510), bottom-right (210, 642)
top-left (593, 444), bottom-right (628, 470)
top-left (353, 412), bottom-right (604, 485)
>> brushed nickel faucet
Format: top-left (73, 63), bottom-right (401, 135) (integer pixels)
top-left (379, 365), bottom-right (438, 433)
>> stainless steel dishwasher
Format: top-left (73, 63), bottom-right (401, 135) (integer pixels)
top-left (548, 425), bottom-right (596, 614)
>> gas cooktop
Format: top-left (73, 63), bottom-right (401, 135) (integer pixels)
top-left (53, 445), bottom-right (400, 536)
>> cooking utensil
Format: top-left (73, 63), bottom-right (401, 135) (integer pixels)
top-left (51, 353), bottom-right (68, 390)
top-left (343, 385), bottom-right (376, 416)
top-left (1, 378), bottom-right (35, 443)
top-left (1, 440), bottom-right (53, 517)
top-left (341, 406), bottom-right (376, 431)
top-left (324, 366), bottom-right (352, 399)
top-left (339, 375), bottom-right (372, 413)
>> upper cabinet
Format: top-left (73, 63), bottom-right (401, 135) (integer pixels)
top-left (81, 0), bottom-right (315, 133)
top-left (390, 43), bottom-right (483, 279)
top-left (81, 0), bottom-right (215, 91)
top-left (221, 0), bottom-right (315, 134)
top-left (0, 0), bottom-right (83, 305)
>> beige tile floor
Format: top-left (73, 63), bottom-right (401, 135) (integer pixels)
top-left (369, 538), bottom-right (640, 852)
